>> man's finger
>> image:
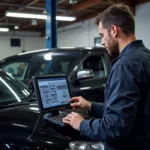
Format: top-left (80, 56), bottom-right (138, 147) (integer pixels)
top-left (68, 97), bottom-right (80, 102)
top-left (67, 113), bottom-right (74, 118)
top-left (62, 119), bottom-right (71, 125)
top-left (65, 114), bottom-right (72, 119)
top-left (70, 103), bottom-right (79, 108)
top-left (68, 98), bottom-right (74, 102)
top-left (63, 117), bottom-right (69, 121)
top-left (71, 112), bottom-right (78, 115)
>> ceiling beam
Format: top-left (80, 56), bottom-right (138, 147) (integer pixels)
top-left (0, 0), bottom-right (41, 22)
top-left (102, 0), bottom-right (135, 15)
top-left (20, 20), bottom-right (44, 30)
top-left (77, 12), bottom-right (100, 22)
top-left (69, 0), bottom-right (103, 11)
top-left (57, 0), bottom-right (67, 5)
top-left (18, 0), bottom-right (41, 11)
top-left (21, 0), bottom-right (40, 6)
top-left (20, 21), bottom-right (32, 30)
top-left (85, 8), bottom-right (100, 13)
top-left (105, 0), bottom-right (135, 7)
top-left (58, 10), bottom-right (102, 29)
top-left (0, 2), bottom-right (44, 10)
top-left (68, 0), bottom-right (135, 15)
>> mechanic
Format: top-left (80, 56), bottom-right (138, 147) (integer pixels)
top-left (63, 3), bottom-right (150, 150)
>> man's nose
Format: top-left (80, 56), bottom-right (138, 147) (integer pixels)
top-left (101, 40), bottom-right (105, 46)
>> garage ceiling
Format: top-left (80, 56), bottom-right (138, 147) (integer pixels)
top-left (0, 0), bottom-right (149, 35)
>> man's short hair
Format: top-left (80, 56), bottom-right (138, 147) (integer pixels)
top-left (95, 3), bottom-right (135, 35)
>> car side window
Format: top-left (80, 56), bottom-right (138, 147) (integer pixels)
top-left (79, 55), bottom-right (107, 79)
top-left (1, 62), bottom-right (28, 80)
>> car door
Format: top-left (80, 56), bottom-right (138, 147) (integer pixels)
top-left (71, 52), bottom-right (109, 103)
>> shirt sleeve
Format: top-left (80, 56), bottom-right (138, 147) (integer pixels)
top-left (89, 102), bottom-right (104, 118)
top-left (80, 64), bottom-right (141, 141)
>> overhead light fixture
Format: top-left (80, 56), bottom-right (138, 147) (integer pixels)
top-left (5, 11), bottom-right (76, 22)
top-left (14, 25), bottom-right (19, 30)
top-left (56, 16), bottom-right (76, 21)
top-left (0, 27), bottom-right (9, 32)
top-left (6, 11), bottom-right (47, 20)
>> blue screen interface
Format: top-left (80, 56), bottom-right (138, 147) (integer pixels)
top-left (37, 78), bottom-right (71, 109)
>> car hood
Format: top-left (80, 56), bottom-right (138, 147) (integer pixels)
top-left (0, 101), bottom-right (76, 148)
top-left (0, 101), bottom-right (39, 130)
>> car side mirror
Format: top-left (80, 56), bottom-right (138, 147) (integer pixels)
top-left (77, 69), bottom-right (94, 80)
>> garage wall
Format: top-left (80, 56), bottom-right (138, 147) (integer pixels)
top-left (58, 2), bottom-right (150, 49)
top-left (0, 31), bottom-right (45, 60)
top-left (135, 2), bottom-right (150, 49)
top-left (58, 18), bottom-right (98, 47)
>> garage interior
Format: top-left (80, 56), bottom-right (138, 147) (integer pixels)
top-left (0, 0), bottom-right (150, 150)
top-left (0, 0), bottom-right (148, 59)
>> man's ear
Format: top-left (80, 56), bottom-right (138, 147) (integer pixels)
top-left (110, 25), bottom-right (118, 38)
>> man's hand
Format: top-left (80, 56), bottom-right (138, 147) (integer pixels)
top-left (63, 112), bottom-right (84, 130)
top-left (69, 96), bottom-right (91, 111)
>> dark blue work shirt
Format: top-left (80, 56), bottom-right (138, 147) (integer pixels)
top-left (80, 40), bottom-right (150, 150)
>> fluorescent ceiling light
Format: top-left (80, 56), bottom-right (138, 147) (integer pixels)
top-left (6, 11), bottom-right (76, 21)
top-left (6, 12), bottom-right (47, 19)
top-left (56, 16), bottom-right (76, 21)
top-left (0, 27), bottom-right (9, 32)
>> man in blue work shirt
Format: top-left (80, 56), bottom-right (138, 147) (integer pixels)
top-left (63, 3), bottom-right (150, 150)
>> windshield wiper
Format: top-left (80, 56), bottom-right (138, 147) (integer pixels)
top-left (9, 101), bottom-right (29, 106)
top-left (8, 101), bottom-right (29, 108)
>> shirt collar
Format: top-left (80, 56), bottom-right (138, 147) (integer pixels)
top-left (111, 40), bottom-right (144, 65)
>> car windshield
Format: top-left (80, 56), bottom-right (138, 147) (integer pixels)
top-left (0, 70), bottom-right (30, 105)
top-left (28, 51), bottom-right (79, 78)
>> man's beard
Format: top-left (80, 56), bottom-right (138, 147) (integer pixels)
top-left (108, 47), bottom-right (119, 61)
top-left (108, 43), bottom-right (119, 57)
top-left (107, 32), bottom-right (119, 57)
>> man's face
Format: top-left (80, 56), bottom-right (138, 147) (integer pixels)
top-left (98, 22), bottom-right (119, 56)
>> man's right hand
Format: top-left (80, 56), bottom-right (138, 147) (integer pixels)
top-left (69, 96), bottom-right (91, 111)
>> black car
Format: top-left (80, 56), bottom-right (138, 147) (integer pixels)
top-left (0, 47), bottom-right (111, 102)
top-left (0, 70), bottom-right (105, 150)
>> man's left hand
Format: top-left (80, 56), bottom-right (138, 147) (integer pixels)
top-left (63, 112), bottom-right (84, 130)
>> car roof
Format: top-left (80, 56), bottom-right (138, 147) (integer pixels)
top-left (0, 47), bottom-right (106, 62)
